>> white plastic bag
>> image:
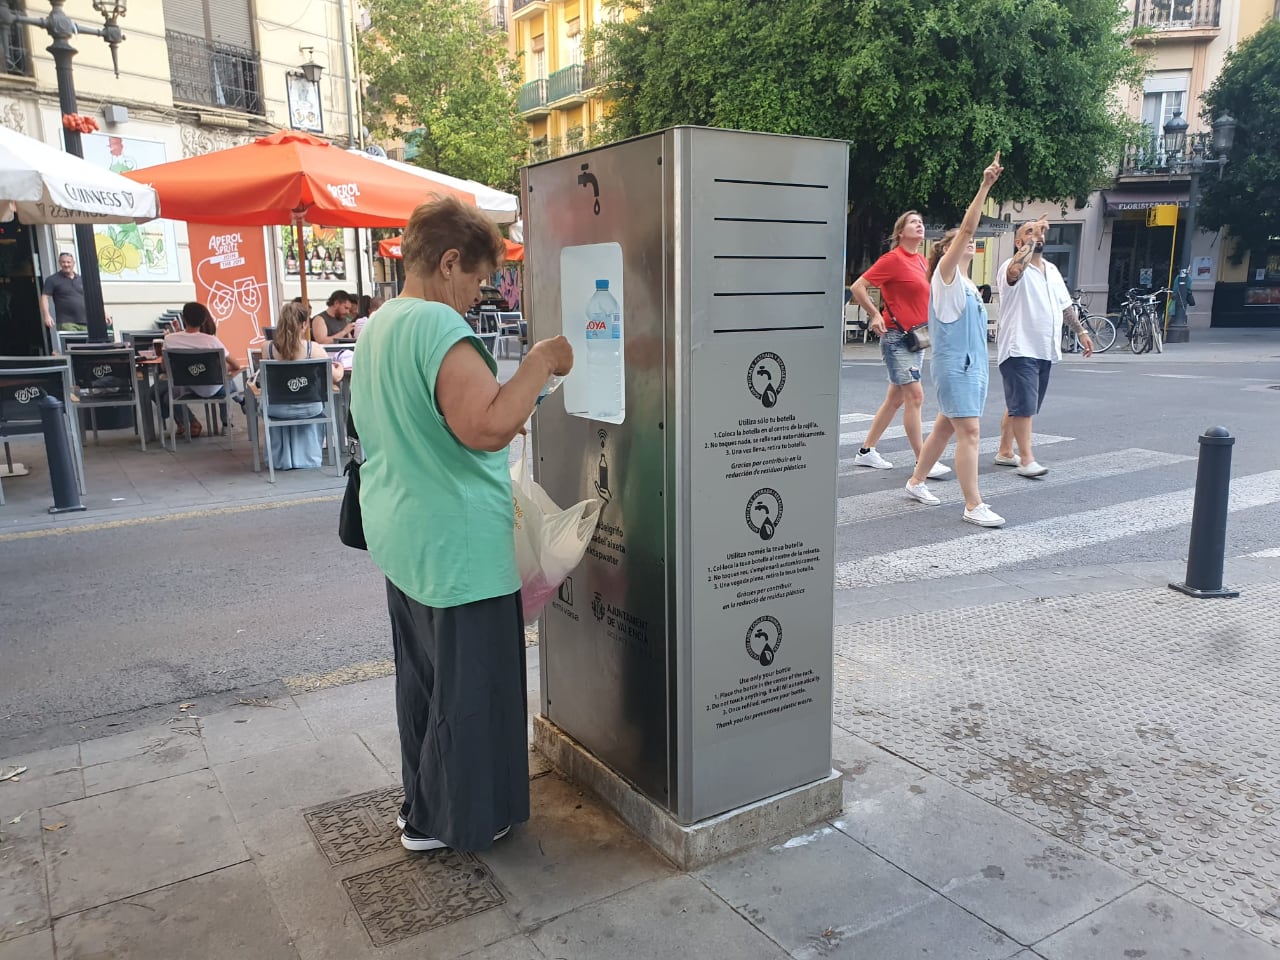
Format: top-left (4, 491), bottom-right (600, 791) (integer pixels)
top-left (511, 438), bottom-right (601, 621)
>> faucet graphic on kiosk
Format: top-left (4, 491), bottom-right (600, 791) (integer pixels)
top-left (578, 163), bottom-right (601, 215)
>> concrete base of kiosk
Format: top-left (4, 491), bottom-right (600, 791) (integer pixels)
top-left (534, 715), bottom-right (842, 870)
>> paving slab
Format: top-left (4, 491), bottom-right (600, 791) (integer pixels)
top-left (789, 895), bottom-right (1023, 960)
top-left (42, 768), bottom-right (247, 917)
top-left (240, 806), bottom-right (516, 960)
top-left (529, 874), bottom-right (790, 960)
top-left (830, 729), bottom-right (928, 803)
top-left (51, 861), bottom-right (297, 960)
top-left (198, 695), bottom-right (317, 765)
top-left (836, 772), bottom-right (1138, 945)
top-left (0, 744), bottom-right (83, 815)
top-left (696, 824), bottom-right (936, 954)
top-left (477, 773), bottom-right (675, 926)
top-left (213, 733), bottom-right (392, 823)
top-left (80, 725), bottom-right (207, 796)
top-left (1036, 884), bottom-right (1280, 960)
top-left (354, 723), bottom-right (402, 778)
top-left (457, 934), bottom-right (546, 959)
top-left (0, 930), bottom-right (54, 960)
top-left (0, 810), bottom-right (48, 942)
top-left (293, 675), bottom-right (396, 739)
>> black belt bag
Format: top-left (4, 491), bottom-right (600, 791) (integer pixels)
top-left (886, 304), bottom-right (930, 352)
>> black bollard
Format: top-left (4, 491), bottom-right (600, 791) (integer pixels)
top-left (38, 394), bottom-right (86, 514)
top-left (1170, 425), bottom-right (1238, 599)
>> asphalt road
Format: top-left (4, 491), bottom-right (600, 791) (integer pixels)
top-left (3, 345), bottom-right (1278, 753)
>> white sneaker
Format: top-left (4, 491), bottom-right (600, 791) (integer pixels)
top-left (925, 462), bottom-right (952, 480)
top-left (963, 503), bottom-right (1006, 527)
top-left (993, 453), bottom-right (1020, 467)
top-left (854, 448), bottom-right (893, 470)
top-left (905, 480), bottom-right (940, 505)
top-left (1016, 461), bottom-right (1048, 478)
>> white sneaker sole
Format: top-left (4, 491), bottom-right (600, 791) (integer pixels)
top-left (401, 825), bottom-right (512, 852)
top-left (855, 459), bottom-right (893, 470)
top-left (964, 514), bottom-right (1007, 528)
top-left (905, 485), bottom-right (940, 506)
top-left (993, 457), bottom-right (1020, 467)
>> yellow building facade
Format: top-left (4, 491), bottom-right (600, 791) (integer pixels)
top-left (0, 0), bottom-right (364, 337)
top-left (510, 0), bottom-right (616, 160)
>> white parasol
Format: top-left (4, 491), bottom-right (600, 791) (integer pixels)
top-left (0, 124), bottom-right (158, 224)
top-left (346, 150), bottom-right (519, 224)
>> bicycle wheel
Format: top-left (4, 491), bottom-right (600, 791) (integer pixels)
top-left (1129, 317), bottom-right (1150, 354)
top-left (1086, 314), bottom-right (1117, 353)
top-left (1151, 310), bottom-right (1164, 353)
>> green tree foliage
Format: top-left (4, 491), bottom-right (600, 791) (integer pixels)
top-left (360, 0), bottom-right (527, 189)
top-left (1199, 20), bottom-right (1280, 262)
top-left (595, 0), bottom-right (1144, 269)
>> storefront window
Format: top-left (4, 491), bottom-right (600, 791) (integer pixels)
top-left (1244, 237), bottom-right (1280, 307)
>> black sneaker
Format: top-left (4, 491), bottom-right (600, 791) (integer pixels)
top-left (396, 802), bottom-right (409, 830)
top-left (401, 826), bottom-right (447, 852)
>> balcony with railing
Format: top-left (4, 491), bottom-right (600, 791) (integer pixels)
top-left (547, 63), bottom-right (585, 104)
top-left (3, 5), bottom-right (29, 78)
top-left (166, 30), bottom-right (264, 114)
top-left (512, 0), bottom-right (548, 19)
top-left (1118, 130), bottom-right (1213, 177)
top-left (1133, 0), bottom-right (1221, 32)
top-left (488, 4), bottom-right (507, 30)
top-left (518, 78), bottom-right (548, 115)
top-left (583, 52), bottom-right (613, 91)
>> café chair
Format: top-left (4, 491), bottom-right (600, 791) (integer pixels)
top-left (252, 358), bottom-right (341, 483)
top-left (161, 348), bottom-right (236, 450)
top-left (0, 356), bottom-right (86, 494)
top-left (67, 346), bottom-right (146, 450)
top-left (56, 330), bottom-right (89, 354)
top-left (495, 311), bottom-right (524, 359)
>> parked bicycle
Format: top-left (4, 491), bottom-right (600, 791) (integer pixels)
top-left (1118, 287), bottom-right (1170, 355)
top-left (1063, 292), bottom-right (1117, 354)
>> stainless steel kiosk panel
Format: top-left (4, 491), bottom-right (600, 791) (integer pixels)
top-left (525, 127), bottom-right (846, 825)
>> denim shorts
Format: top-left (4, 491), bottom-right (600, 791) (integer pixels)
top-left (880, 329), bottom-right (922, 386)
top-left (999, 356), bottom-right (1052, 417)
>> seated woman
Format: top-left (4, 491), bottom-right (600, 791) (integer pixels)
top-left (261, 301), bottom-right (342, 470)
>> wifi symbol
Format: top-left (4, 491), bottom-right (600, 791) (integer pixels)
top-left (598, 429), bottom-right (607, 448)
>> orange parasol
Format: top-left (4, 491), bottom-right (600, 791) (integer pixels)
top-left (123, 130), bottom-right (478, 305)
top-left (378, 235), bottom-right (523, 262)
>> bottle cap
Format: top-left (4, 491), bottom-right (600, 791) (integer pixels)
top-left (595, 279), bottom-right (609, 290)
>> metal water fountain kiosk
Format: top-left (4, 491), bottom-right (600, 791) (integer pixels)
top-left (524, 127), bottom-right (847, 868)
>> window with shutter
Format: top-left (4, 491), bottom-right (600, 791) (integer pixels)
top-left (163, 0), bottom-right (263, 115)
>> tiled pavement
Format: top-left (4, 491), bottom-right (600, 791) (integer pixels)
top-left (4, 564), bottom-right (1280, 959)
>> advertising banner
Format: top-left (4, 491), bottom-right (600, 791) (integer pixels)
top-left (186, 223), bottom-right (273, 362)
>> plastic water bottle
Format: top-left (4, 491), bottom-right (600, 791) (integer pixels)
top-left (584, 279), bottom-right (623, 419)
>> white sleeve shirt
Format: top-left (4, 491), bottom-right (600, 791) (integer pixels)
top-left (996, 257), bottom-right (1071, 364)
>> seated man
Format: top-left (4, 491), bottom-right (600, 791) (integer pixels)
top-left (157, 302), bottom-right (243, 437)
top-left (310, 290), bottom-right (357, 343)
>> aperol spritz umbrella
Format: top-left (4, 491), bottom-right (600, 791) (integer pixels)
top-left (123, 130), bottom-right (477, 307)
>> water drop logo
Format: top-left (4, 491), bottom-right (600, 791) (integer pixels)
top-left (744, 488), bottom-right (783, 541)
top-left (745, 615), bottom-right (782, 666)
top-left (747, 352), bottom-right (786, 409)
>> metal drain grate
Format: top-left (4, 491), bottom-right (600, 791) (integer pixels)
top-left (342, 852), bottom-right (504, 946)
top-left (303, 786), bottom-right (403, 866)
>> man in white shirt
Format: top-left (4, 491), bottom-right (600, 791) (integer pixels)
top-left (994, 217), bottom-right (1092, 477)
top-left (158, 303), bottom-right (243, 437)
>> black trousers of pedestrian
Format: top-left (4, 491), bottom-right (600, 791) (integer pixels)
top-left (385, 579), bottom-right (530, 852)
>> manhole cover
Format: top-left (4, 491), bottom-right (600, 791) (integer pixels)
top-left (304, 786), bottom-right (403, 865)
top-left (343, 852), bottom-right (504, 946)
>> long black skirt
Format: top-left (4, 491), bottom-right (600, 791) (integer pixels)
top-left (385, 579), bottom-right (530, 851)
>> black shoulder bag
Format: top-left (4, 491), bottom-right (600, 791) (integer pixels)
top-left (884, 301), bottom-right (931, 353)
top-left (339, 457), bottom-right (366, 550)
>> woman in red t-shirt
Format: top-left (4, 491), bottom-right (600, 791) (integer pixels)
top-left (848, 212), bottom-right (951, 478)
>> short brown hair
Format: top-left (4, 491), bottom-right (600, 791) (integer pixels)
top-left (400, 197), bottom-right (504, 278)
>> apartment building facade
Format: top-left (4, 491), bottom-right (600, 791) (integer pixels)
top-left (510, 0), bottom-right (616, 161)
top-left (1004, 0), bottom-right (1279, 329)
top-left (0, 0), bottom-right (363, 346)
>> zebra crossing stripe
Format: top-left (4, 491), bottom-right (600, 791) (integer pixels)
top-left (839, 426), bottom-right (1071, 448)
top-left (834, 469), bottom-right (1280, 589)
top-left (838, 433), bottom-right (1072, 475)
top-left (836, 448), bottom-right (1194, 526)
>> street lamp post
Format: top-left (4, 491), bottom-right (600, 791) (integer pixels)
top-left (1161, 108), bottom-right (1236, 344)
top-left (0, 0), bottom-right (127, 344)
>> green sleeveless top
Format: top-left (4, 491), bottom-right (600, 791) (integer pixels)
top-left (350, 298), bottom-right (519, 607)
